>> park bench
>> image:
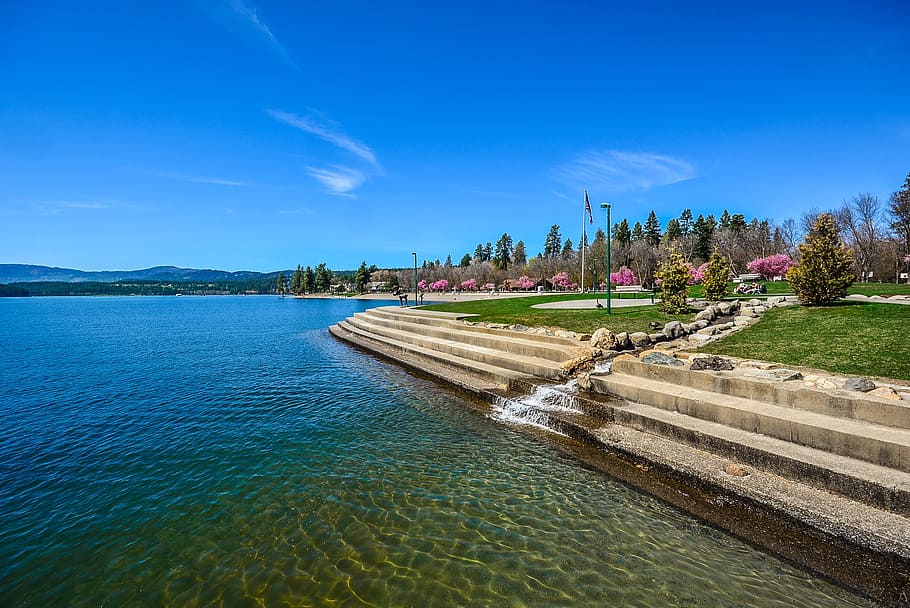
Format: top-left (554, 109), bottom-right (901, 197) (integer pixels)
top-left (613, 285), bottom-right (656, 301)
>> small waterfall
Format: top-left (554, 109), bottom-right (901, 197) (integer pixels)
top-left (490, 381), bottom-right (582, 433)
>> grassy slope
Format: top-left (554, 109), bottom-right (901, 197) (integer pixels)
top-left (699, 302), bottom-right (910, 381)
top-left (423, 294), bottom-right (693, 334)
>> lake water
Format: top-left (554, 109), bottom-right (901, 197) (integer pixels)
top-left (0, 296), bottom-right (873, 606)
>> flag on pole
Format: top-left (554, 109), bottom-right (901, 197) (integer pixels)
top-left (584, 190), bottom-right (593, 224)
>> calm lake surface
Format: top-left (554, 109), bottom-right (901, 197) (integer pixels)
top-left (0, 296), bottom-right (873, 607)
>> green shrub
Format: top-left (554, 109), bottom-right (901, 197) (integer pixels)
top-left (786, 214), bottom-right (855, 305)
top-left (702, 250), bottom-right (730, 301)
top-left (656, 249), bottom-right (690, 314)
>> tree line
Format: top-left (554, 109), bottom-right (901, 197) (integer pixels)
top-left (388, 171), bottom-right (910, 291)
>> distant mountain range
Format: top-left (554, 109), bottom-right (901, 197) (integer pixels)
top-left (0, 264), bottom-right (282, 284)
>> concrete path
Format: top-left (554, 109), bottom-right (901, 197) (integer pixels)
top-left (533, 297), bottom-right (658, 309)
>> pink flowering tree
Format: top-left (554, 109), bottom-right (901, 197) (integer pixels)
top-left (516, 275), bottom-right (535, 290)
top-left (429, 279), bottom-right (449, 292)
top-left (551, 272), bottom-right (576, 290)
top-left (483, 283), bottom-right (496, 291)
top-left (417, 279), bottom-right (427, 291)
top-left (747, 254), bottom-right (793, 280)
top-left (610, 266), bottom-right (637, 286)
top-left (460, 279), bottom-right (478, 291)
top-left (685, 262), bottom-right (708, 285)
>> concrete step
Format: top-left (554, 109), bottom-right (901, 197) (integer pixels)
top-left (573, 390), bottom-right (910, 515)
top-left (612, 356), bottom-right (910, 430)
top-left (344, 314), bottom-right (568, 380)
top-left (367, 306), bottom-right (586, 349)
top-left (329, 321), bottom-right (533, 390)
top-left (592, 371), bottom-right (910, 473)
top-left (356, 310), bottom-right (581, 363)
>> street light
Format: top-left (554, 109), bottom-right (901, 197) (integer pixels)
top-left (600, 202), bottom-right (611, 314)
top-left (412, 252), bottom-right (418, 306)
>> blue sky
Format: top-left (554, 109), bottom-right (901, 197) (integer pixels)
top-left (2, 1), bottom-right (908, 272)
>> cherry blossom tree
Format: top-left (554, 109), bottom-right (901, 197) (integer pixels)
top-left (747, 254), bottom-right (793, 280)
top-left (516, 275), bottom-right (535, 290)
top-left (460, 279), bottom-right (478, 291)
top-left (609, 266), bottom-right (637, 286)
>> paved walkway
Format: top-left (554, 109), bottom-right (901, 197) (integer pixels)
top-left (533, 297), bottom-right (658, 309)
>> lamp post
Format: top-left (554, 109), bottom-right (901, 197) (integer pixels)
top-left (412, 252), bottom-right (418, 306)
top-left (600, 202), bottom-right (611, 314)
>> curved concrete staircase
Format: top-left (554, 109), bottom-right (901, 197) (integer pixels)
top-left (329, 306), bottom-right (588, 392)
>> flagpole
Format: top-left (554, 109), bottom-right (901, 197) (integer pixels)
top-left (581, 191), bottom-right (586, 294)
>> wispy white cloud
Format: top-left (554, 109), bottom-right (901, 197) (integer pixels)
top-left (220, 0), bottom-right (298, 71)
top-left (306, 165), bottom-right (366, 197)
top-left (231, 0), bottom-right (278, 43)
top-left (553, 150), bottom-right (696, 193)
top-left (30, 200), bottom-right (145, 215)
top-left (267, 109), bottom-right (379, 167)
top-left (152, 171), bottom-right (253, 187)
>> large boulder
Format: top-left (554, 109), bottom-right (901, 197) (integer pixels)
top-left (694, 307), bottom-right (716, 322)
top-left (690, 355), bottom-right (735, 371)
top-left (591, 328), bottom-right (618, 350)
top-left (629, 332), bottom-right (651, 348)
top-left (844, 377), bottom-right (876, 392)
top-left (662, 320), bottom-right (685, 339)
top-left (641, 351), bottom-right (684, 366)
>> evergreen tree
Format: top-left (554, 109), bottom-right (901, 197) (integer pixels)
top-left (644, 210), bottom-right (661, 246)
top-left (353, 261), bottom-right (370, 294)
top-left (291, 265), bottom-right (303, 295)
top-left (702, 250), bottom-right (730, 301)
top-left (730, 213), bottom-right (747, 232)
top-left (276, 272), bottom-right (287, 296)
top-left (719, 209), bottom-right (731, 229)
top-left (561, 238), bottom-right (574, 258)
top-left (655, 249), bottom-right (690, 314)
top-left (614, 219), bottom-right (632, 244)
top-left (473, 243), bottom-right (484, 261)
top-left (314, 263), bottom-right (332, 292)
top-left (512, 240), bottom-right (527, 267)
top-left (304, 266), bottom-right (315, 293)
top-left (483, 242), bottom-right (493, 262)
top-left (630, 221), bottom-right (644, 241)
top-left (678, 208), bottom-right (694, 235)
top-left (444, 255), bottom-right (453, 268)
top-left (786, 214), bottom-right (855, 305)
top-left (664, 218), bottom-right (682, 242)
top-left (544, 225), bottom-right (562, 257)
top-left (493, 233), bottom-right (513, 269)
top-left (459, 253), bottom-right (472, 268)
top-left (693, 214), bottom-right (716, 261)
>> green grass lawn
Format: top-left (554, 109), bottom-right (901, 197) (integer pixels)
top-left (698, 302), bottom-right (910, 381)
top-left (846, 283), bottom-right (910, 297)
top-left (423, 293), bottom-right (693, 334)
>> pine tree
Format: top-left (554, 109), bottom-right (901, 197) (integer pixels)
top-left (702, 250), bottom-right (730, 301)
top-left (644, 210), bottom-right (661, 246)
top-left (459, 253), bottom-right (472, 268)
top-left (678, 208), bottom-right (693, 235)
top-left (664, 218), bottom-right (682, 242)
top-left (291, 265), bottom-right (303, 295)
top-left (614, 219), bottom-right (631, 244)
top-left (353, 261), bottom-right (370, 294)
top-left (544, 225), bottom-right (562, 257)
top-left (512, 241), bottom-right (527, 267)
top-left (276, 272), bottom-right (287, 296)
top-left (304, 266), bottom-right (315, 293)
top-left (655, 249), bottom-right (690, 314)
top-left (786, 214), bottom-right (855, 305)
top-left (493, 233), bottom-right (513, 269)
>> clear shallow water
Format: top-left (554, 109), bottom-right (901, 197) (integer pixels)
top-left (0, 296), bottom-right (873, 607)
